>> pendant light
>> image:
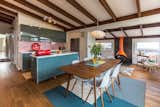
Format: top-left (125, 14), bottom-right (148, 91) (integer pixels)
top-left (91, 16), bottom-right (105, 38)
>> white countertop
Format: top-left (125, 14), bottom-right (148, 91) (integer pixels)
top-left (19, 50), bottom-right (57, 54)
top-left (19, 51), bottom-right (34, 54)
top-left (31, 52), bottom-right (78, 59)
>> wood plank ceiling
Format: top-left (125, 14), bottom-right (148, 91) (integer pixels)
top-left (0, 0), bottom-right (159, 38)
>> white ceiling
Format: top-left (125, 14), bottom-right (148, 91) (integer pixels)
top-left (140, 0), bottom-right (160, 11)
top-left (112, 31), bottom-right (126, 37)
top-left (125, 29), bottom-right (142, 37)
top-left (76, 0), bottom-right (111, 21)
top-left (1, 0), bottom-right (160, 37)
top-left (4, 0), bottom-right (159, 28)
top-left (143, 27), bottom-right (160, 36)
top-left (106, 0), bottom-right (137, 17)
top-left (105, 32), bottom-right (114, 38)
top-left (48, 0), bottom-right (93, 24)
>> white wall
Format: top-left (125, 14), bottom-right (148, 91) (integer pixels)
top-left (86, 32), bottom-right (96, 58)
top-left (132, 38), bottom-right (160, 65)
top-left (18, 13), bottom-right (63, 31)
top-left (66, 32), bottom-right (87, 60)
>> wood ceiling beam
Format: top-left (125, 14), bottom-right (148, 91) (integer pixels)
top-left (67, 8), bottom-right (160, 31)
top-left (0, 16), bottom-right (12, 24)
top-left (142, 23), bottom-right (160, 28)
top-left (0, 6), bottom-right (17, 16)
top-left (136, 0), bottom-right (141, 17)
top-left (66, 0), bottom-right (97, 23)
top-left (121, 28), bottom-right (128, 37)
top-left (37, 0), bottom-right (86, 26)
top-left (0, 0), bottom-right (67, 30)
top-left (96, 35), bottom-right (160, 40)
top-left (99, 0), bottom-right (116, 21)
top-left (103, 22), bottom-right (160, 32)
top-left (107, 31), bottom-right (117, 38)
top-left (14, 0), bottom-right (74, 28)
top-left (11, 0), bottom-right (72, 29)
top-left (0, 19), bottom-right (12, 24)
top-left (0, 11), bottom-right (15, 20)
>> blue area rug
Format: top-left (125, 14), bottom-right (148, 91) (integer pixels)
top-left (44, 77), bottom-right (146, 107)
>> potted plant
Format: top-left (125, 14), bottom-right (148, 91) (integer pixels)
top-left (90, 44), bottom-right (102, 64)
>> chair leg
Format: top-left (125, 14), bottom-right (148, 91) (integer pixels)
top-left (81, 81), bottom-right (84, 99)
top-left (105, 87), bottom-right (112, 102)
top-left (65, 74), bottom-right (71, 96)
top-left (117, 75), bottom-right (121, 86)
top-left (85, 87), bottom-right (92, 102)
top-left (111, 79), bottom-right (116, 97)
top-left (71, 79), bottom-right (77, 90)
top-left (99, 88), bottom-right (104, 107)
top-left (115, 78), bottom-right (121, 90)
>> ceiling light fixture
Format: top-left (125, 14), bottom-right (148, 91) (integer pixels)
top-left (91, 16), bottom-right (105, 38)
top-left (43, 16), bottom-right (56, 24)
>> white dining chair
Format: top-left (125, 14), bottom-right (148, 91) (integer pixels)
top-left (110, 63), bottom-right (122, 96)
top-left (85, 68), bottom-right (113, 107)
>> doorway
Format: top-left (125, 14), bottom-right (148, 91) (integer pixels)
top-left (0, 34), bottom-right (13, 62)
top-left (70, 38), bottom-right (80, 54)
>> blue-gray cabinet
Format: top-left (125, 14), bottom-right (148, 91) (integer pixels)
top-left (31, 53), bottom-right (79, 84)
top-left (20, 24), bottom-right (66, 42)
top-left (19, 52), bottom-right (32, 71)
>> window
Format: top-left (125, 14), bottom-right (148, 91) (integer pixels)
top-left (97, 42), bottom-right (112, 49)
top-left (137, 42), bottom-right (160, 50)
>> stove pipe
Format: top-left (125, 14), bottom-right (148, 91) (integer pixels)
top-left (116, 37), bottom-right (127, 57)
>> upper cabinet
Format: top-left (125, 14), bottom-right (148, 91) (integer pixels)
top-left (20, 24), bottom-right (66, 42)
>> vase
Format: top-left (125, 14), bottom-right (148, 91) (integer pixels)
top-left (92, 57), bottom-right (97, 64)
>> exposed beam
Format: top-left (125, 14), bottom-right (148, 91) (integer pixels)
top-left (0, 20), bottom-right (12, 24)
top-left (121, 28), bottom-right (128, 37)
top-left (96, 35), bottom-right (160, 40)
top-left (107, 31), bottom-right (117, 38)
top-left (37, 0), bottom-right (86, 26)
top-left (67, 0), bottom-right (97, 23)
top-left (142, 23), bottom-right (160, 28)
top-left (0, 6), bottom-right (17, 16)
top-left (103, 22), bottom-right (160, 32)
top-left (140, 25), bottom-right (143, 36)
top-left (0, 11), bottom-right (15, 20)
top-left (0, 0), bottom-right (67, 30)
top-left (0, 16), bottom-right (12, 24)
top-left (136, 0), bottom-right (141, 17)
top-left (14, 0), bottom-right (74, 28)
top-left (99, 0), bottom-right (116, 21)
top-left (67, 8), bottom-right (160, 31)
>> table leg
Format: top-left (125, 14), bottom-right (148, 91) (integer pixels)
top-left (93, 77), bottom-right (97, 107)
top-left (65, 74), bottom-right (71, 96)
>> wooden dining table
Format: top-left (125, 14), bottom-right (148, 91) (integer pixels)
top-left (60, 59), bottom-right (120, 107)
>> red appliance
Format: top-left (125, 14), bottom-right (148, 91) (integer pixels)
top-left (31, 43), bottom-right (40, 51)
top-left (35, 50), bottom-right (51, 56)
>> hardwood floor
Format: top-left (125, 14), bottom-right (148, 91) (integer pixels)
top-left (129, 65), bottom-right (160, 107)
top-left (0, 62), bottom-right (159, 107)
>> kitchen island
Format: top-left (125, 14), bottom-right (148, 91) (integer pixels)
top-left (31, 52), bottom-right (79, 84)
